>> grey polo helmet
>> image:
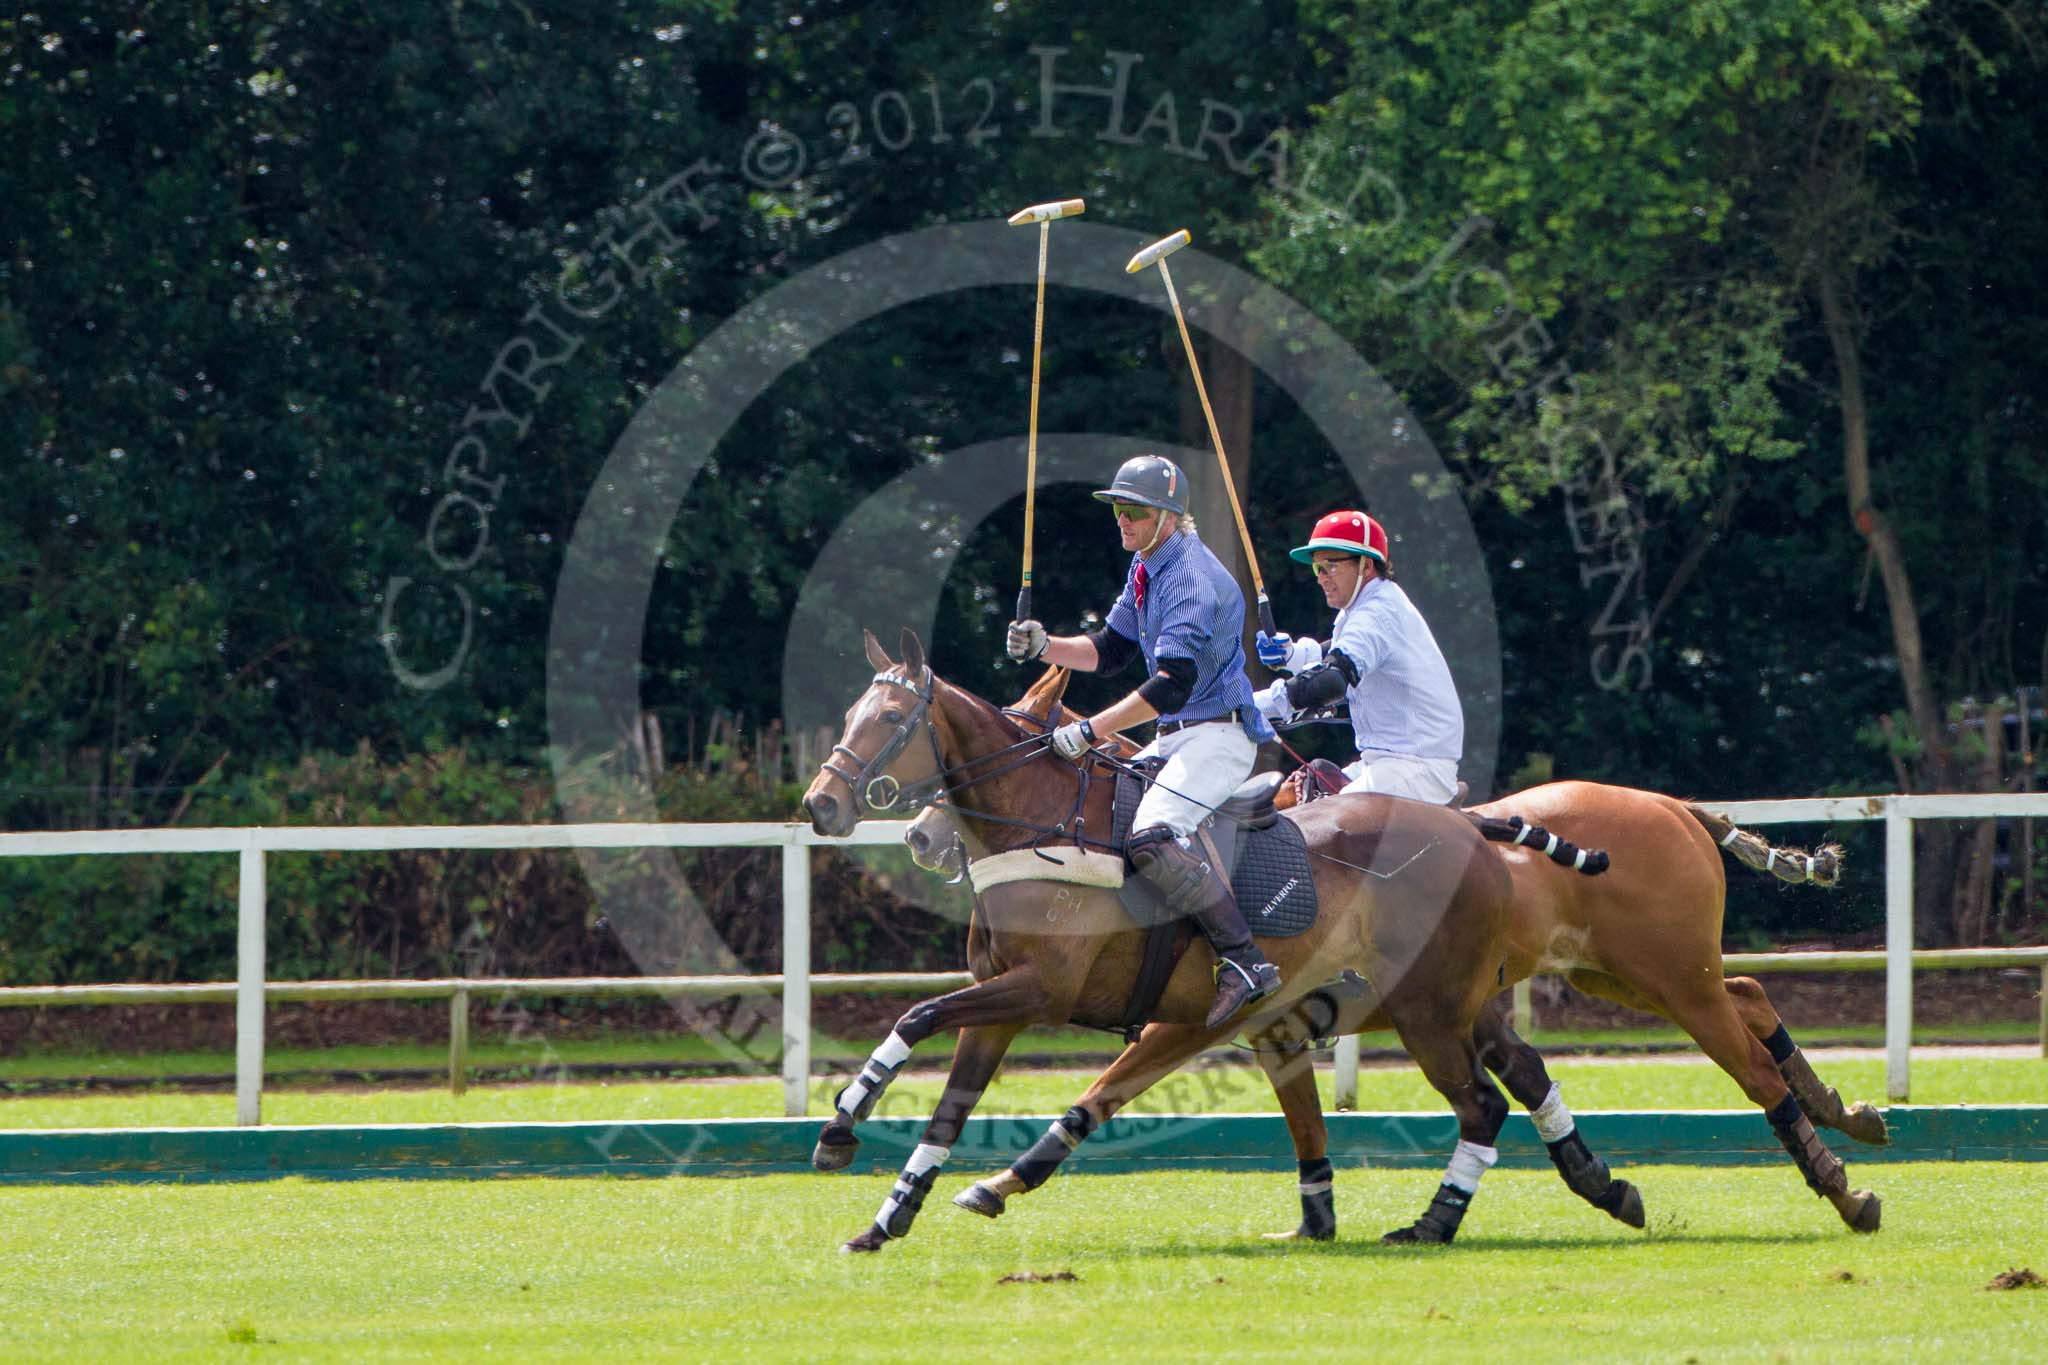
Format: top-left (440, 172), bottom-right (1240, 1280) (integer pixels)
top-left (1090, 454), bottom-right (1190, 518)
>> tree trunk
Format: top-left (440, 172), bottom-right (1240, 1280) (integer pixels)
top-left (1818, 272), bottom-right (1965, 944)
top-left (1819, 272), bottom-right (1942, 758)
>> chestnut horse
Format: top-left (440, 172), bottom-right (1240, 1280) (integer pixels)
top-left (904, 697), bottom-right (1886, 1243)
top-left (802, 629), bottom-right (1596, 1253)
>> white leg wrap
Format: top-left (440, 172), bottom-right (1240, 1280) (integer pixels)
top-left (874, 1031), bottom-right (914, 1071)
top-left (837, 1031), bottom-right (915, 1117)
top-left (873, 1143), bottom-right (951, 1235)
top-left (1444, 1140), bottom-right (1498, 1194)
top-left (905, 1141), bottom-right (950, 1177)
top-left (1530, 1082), bottom-right (1576, 1144)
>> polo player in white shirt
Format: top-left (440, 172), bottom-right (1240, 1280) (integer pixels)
top-left (1252, 510), bottom-right (1465, 804)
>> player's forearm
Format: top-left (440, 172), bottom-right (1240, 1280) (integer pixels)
top-left (1086, 692), bottom-right (1160, 738)
top-left (1040, 635), bottom-right (1100, 670)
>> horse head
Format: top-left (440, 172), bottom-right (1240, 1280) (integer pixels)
top-left (903, 802), bottom-right (963, 877)
top-left (802, 627), bottom-right (943, 837)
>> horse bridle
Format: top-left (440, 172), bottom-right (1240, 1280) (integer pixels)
top-left (816, 673), bottom-right (1108, 860)
top-left (820, 669), bottom-right (948, 816)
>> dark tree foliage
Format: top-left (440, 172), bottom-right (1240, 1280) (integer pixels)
top-left (1, 1), bottom-right (2043, 981)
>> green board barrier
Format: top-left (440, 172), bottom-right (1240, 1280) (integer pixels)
top-left (1, 1107), bottom-right (2043, 1185)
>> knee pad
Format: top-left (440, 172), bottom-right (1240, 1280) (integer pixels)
top-left (1126, 825), bottom-right (1203, 898)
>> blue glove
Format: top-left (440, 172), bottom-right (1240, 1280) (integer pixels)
top-left (1255, 630), bottom-right (1294, 670)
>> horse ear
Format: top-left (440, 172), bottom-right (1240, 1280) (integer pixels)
top-left (1017, 665), bottom-right (1071, 721)
top-left (862, 629), bottom-right (891, 672)
top-left (899, 627), bottom-right (927, 675)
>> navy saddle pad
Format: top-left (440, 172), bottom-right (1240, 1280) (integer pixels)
top-left (1109, 761), bottom-right (1320, 938)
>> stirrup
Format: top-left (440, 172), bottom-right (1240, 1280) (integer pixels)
top-left (1207, 959), bottom-right (1280, 1029)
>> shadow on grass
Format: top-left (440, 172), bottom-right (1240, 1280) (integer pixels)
top-left (1078, 1228), bottom-right (1834, 1261)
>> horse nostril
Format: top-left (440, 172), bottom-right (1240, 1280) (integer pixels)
top-left (908, 832), bottom-right (928, 854)
top-left (807, 793), bottom-right (837, 823)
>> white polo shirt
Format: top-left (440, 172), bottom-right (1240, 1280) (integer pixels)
top-left (1327, 576), bottom-right (1464, 762)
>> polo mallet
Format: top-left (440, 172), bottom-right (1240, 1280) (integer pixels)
top-left (1125, 229), bottom-right (1278, 636)
top-left (1007, 198), bottom-right (1085, 629)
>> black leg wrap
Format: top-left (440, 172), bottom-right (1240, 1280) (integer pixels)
top-left (1011, 1106), bottom-right (1097, 1192)
top-left (1545, 1131), bottom-right (1611, 1202)
top-left (1767, 1093), bottom-right (1847, 1198)
top-left (1384, 1183), bottom-right (1470, 1245)
top-left (1762, 1023), bottom-right (1797, 1064)
top-left (877, 1164), bottom-right (940, 1241)
top-left (1297, 1156), bottom-right (1337, 1241)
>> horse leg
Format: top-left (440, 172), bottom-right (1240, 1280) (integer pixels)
top-left (1382, 1017), bottom-right (1511, 1246)
top-left (1723, 976), bottom-right (1888, 1146)
top-left (1472, 1000), bottom-right (1644, 1229)
top-left (814, 969), bottom-right (1048, 1172)
top-left (1254, 1041), bottom-right (1336, 1241)
top-left (840, 1022), bottom-right (1025, 1253)
top-left (953, 1020), bottom-right (1230, 1219)
top-left (1635, 975), bottom-right (1881, 1234)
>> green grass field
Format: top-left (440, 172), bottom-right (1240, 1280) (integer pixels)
top-left (1, 1054), bottom-right (2043, 1130)
top-left (0, 1019), bottom-right (2036, 1086)
top-left (0, 1165), bottom-right (2041, 1361)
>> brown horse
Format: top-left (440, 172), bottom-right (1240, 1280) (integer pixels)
top-left (801, 629), bottom-right (1635, 1253)
top-left (938, 777), bottom-right (1886, 1242)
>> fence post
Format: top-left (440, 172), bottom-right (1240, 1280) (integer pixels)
top-left (235, 842), bottom-right (266, 1127)
top-left (1884, 806), bottom-right (1914, 1102)
top-left (1512, 976), bottom-right (1535, 1035)
top-left (782, 841), bottom-right (812, 1118)
top-left (449, 986), bottom-right (470, 1097)
top-left (2038, 963), bottom-right (2046, 1061)
top-left (1332, 1034), bottom-right (1359, 1111)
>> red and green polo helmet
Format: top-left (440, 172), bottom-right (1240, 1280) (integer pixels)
top-left (1289, 509), bottom-right (1389, 568)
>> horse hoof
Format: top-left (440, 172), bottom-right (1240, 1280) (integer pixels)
top-left (813, 1124), bottom-right (860, 1172)
top-left (952, 1182), bottom-right (1007, 1219)
top-left (1381, 1222), bottom-right (1453, 1246)
top-left (1835, 1189), bottom-right (1881, 1234)
top-left (1841, 1103), bottom-right (1890, 1147)
top-left (1606, 1181), bottom-right (1646, 1230)
top-left (840, 1225), bottom-right (890, 1254)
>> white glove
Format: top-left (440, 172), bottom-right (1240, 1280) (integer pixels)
top-left (1050, 718), bottom-right (1095, 760)
top-left (1006, 618), bottom-right (1048, 661)
top-left (1277, 635), bottom-right (1323, 675)
top-left (1253, 681), bottom-right (1294, 724)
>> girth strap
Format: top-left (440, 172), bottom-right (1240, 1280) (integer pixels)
top-left (1116, 918), bottom-right (1195, 1043)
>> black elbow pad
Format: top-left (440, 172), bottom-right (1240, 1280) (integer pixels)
top-left (1137, 656), bottom-right (1197, 713)
top-left (1284, 660), bottom-right (1351, 711)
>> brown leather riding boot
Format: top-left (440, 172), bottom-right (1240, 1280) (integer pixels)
top-left (1129, 830), bottom-right (1280, 1029)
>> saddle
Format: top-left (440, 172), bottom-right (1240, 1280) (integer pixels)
top-left (1104, 759), bottom-right (1321, 1037)
top-left (1277, 759), bottom-right (1470, 811)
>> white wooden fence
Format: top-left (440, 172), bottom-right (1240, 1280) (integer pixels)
top-left (1, 794), bottom-right (2044, 1125)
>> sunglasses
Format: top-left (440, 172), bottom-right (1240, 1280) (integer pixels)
top-left (1112, 503), bottom-right (1158, 522)
top-left (1310, 558), bottom-right (1358, 578)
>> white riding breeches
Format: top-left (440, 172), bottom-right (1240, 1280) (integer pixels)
top-left (1132, 721), bottom-right (1259, 838)
top-left (1340, 751), bottom-right (1461, 804)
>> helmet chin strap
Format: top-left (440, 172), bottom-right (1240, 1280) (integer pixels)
top-left (1341, 560), bottom-right (1368, 610)
top-left (1139, 512), bottom-right (1175, 556)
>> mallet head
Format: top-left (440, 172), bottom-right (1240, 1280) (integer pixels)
top-left (1008, 199), bottom-right (1086, 225)
top-left (1125, 230), bottom-right (1191, 274)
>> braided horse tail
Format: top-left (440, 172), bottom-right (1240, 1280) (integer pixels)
top-left (1465, 813), bottom-right (1610, 876)
top-left (1684, 805), bottom-right (1844, 887)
